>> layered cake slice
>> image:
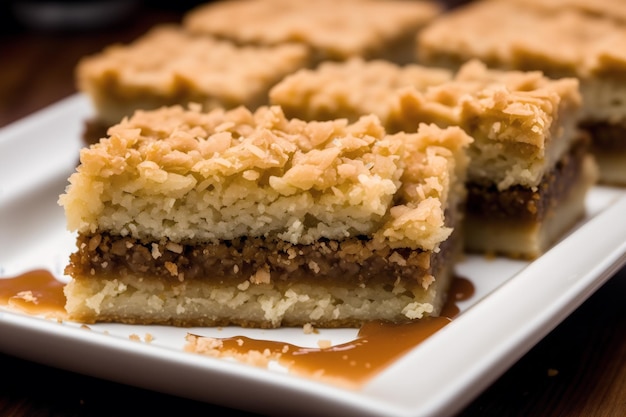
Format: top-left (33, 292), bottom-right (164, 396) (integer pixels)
top-left (76, 24), bottom-right (311, 129)
top-left (578, 33), bottom-right (626, 185)
top-left (451, 62), bottom-right (597, 258)
top-left (58, 104), bottom-right (472, 328)
top-left (182, 0), bottom-right (442, 64)
top-left (270, 58), bottom-right (597, 258)
top-left (417, 0), bottom-right (626, 185)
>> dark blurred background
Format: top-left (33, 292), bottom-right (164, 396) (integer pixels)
top-left (0, 1), bottom-right (211, 127)
top-left (0, 0), bottom-right (472, 35)
top-left (0, 1), bottom-right (207, 34)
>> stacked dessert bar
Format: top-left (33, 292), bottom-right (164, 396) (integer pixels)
top-left (59, 105), bottom-right (472, 327)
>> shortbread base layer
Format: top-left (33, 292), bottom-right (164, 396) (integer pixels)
top-left (64, 234), bottom-right (460, 328)
top-left (464, 153), bottom-right (597, 259)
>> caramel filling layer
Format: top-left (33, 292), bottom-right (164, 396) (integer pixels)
top-left (580, 121), bottom-right (626, 152)
top-left (466, 135), bottom-right (590, 222)
top-left (66, 233), bottom-right (457, 291)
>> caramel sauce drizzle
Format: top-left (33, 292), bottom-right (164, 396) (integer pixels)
top-left (0, 270), bottom-right (475, 388)
top-left (188, 277), bottom-right (475, 388)
top-left (0, 269), bottom-right (67, 319)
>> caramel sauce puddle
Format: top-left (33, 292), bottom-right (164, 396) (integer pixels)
top-left (0, 270), bottom-right (475, 388)
top-left (0, 269), bottom-right (67, 319)
top-left (187, 277), bottom-right (475, 388)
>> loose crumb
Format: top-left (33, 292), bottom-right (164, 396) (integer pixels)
top-left (317, 339), bottom-right (332, 349)
top-left (15, 290), bottom-right (37, 303)
top-left (128, 333), bottom-right (154, 343)
top-left (303, 323), bottom-right (316, 334)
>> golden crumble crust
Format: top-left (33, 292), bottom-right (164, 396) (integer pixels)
top-left (59, 104), bottom-right (471, 251)
top-left (61, 107), bottom-right (470, 328)
top-left (270, 58), bottom-right (453, 125)
top-left (76, 25), bottom-right (311, 125)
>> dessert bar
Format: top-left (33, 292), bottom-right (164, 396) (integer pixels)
top-left (59, 104), bottom-right (471, 327)
top-left (76, 24), bottom-right (310, 128)
top-left (417, 0), bottom-right (626, 185)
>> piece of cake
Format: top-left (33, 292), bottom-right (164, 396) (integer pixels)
top-left (76, 24), bottom-right (311, 129)
top-left (417, 0), bottom-right (626, 185)
top-left (182, 0), bottom-right (442, 64)
top-left (270, 58), bottom-right (597, 259)
top-left (451, 62), bottom-right (597, 258)
top-left (58, 104), bottom-right (472, 328)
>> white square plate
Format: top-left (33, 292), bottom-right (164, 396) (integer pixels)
top-left (1, 95), bottom-right (626, 417)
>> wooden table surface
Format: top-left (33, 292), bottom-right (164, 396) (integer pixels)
top-left (1, 2), bottom-right (625, 417)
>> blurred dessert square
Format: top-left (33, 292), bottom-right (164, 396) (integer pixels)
top-left (417, 0), bottom-right (626, 185)
top-left (503, 0), bottom-right (626, 24)
top-left (270, 57), bottom-right (454, 125)
top-left (76, 24), bottom-right (311, 128)
top-left (183, 0), bottom-right (442, 64)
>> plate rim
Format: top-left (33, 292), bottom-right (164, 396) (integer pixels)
top-left (2, 94), bottom-right (626, 417)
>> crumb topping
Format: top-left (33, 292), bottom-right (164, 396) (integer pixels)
top-left (76, 24), bottom-right (310, 106)
top-left (60, 105), bottom-right (471, 251)
top-left (184, 334), bottom-right (277, 367)
top-left (270, 58), bottom-right (453, 124)
top-left (396, 60), bottom-right (580, 147)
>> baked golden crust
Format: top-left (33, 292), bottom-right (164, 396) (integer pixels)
top-left (183, 0), bottom-right (442, 62)
top-left (268, 55), bottom-right (592, 258)
top-left (454, 62), bottom-right (581, 190)
top-left (76, 24), bottom-right (311, 126)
